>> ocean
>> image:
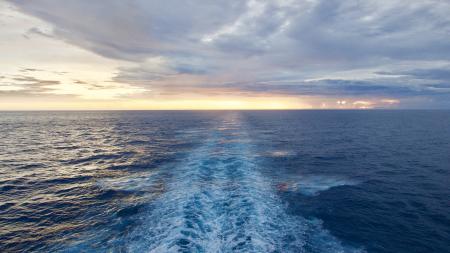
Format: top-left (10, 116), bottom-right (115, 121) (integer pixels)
top-left (0, 111), bottom-right (449, 252)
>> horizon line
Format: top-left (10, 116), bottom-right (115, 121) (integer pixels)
top-left (1, 108), bottom-right (448, 112)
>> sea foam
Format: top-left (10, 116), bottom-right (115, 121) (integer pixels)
top-left (122, 115), bottom-right (364, 252)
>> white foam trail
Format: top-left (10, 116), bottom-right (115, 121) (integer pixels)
top-left (122, 114), bottom-right (364, 253)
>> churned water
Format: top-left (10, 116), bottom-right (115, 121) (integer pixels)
top-left (0, 111), bottom-right (449, 252)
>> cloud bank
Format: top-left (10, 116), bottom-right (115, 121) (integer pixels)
top-left (2, 0), bottom-right (450, 108)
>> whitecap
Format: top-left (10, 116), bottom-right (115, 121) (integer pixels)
top-left (276, 175), bottom-right (358, 196)
top-left (97, 171), bottom-right (159, 192)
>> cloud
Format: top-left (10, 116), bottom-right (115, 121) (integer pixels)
top-left (4, 0), bottom-right (450, 107)
top-left (285, 0), bottom-right (450, 63)
top-left (0, 71), bottom-right (144, 100)
top-left (0, 74), bottom-right (58, 95)
top-left (399, 68), bottom-right (450, 81)
top-left (9, 0), bottom-right (247, 60)
top-left (203, 78), bottom-right (450, 99)
top-left (15, 0), bottom-right (450, 64)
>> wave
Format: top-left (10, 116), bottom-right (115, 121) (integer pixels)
top-left (276, 176), bottom-right (359, 196)
top-left (59, 114), bottom-right (364, 252)
top-left (97, 171), bottom-right (159, 193)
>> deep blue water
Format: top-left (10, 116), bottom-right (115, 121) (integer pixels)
top-left (0, 111), bottom-right (449, 253)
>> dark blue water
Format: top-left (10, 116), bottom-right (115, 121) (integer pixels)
top-left (0, 111), bottom-right (449, 252)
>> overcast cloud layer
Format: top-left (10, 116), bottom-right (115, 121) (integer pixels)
top-left (2, 0), bottom-right (450, 108)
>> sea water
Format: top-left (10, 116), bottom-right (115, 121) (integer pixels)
top-left (0, 111), bottom-right (449, 252)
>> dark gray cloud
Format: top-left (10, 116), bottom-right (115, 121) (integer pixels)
top-left (0, 73), bottom-right (110, 97)
top-left (19, 68), bottom-right (43, 73)
top-left (206, 78), bottom-right (449, 99)
top-left (0, 74), bottom-right (59, 96)
top-left (25, 27), bottom-right (54, 39)
top-left (401, 69), bottom-right (450, 81)
top-left (286, 0), bottom-right (450, 63)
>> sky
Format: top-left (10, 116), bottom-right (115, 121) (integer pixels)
top-left (1, 0), bottom-right (450, 110)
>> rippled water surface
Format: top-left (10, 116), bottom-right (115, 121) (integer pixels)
top-left (0, 111), bottom-right (449, 252)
